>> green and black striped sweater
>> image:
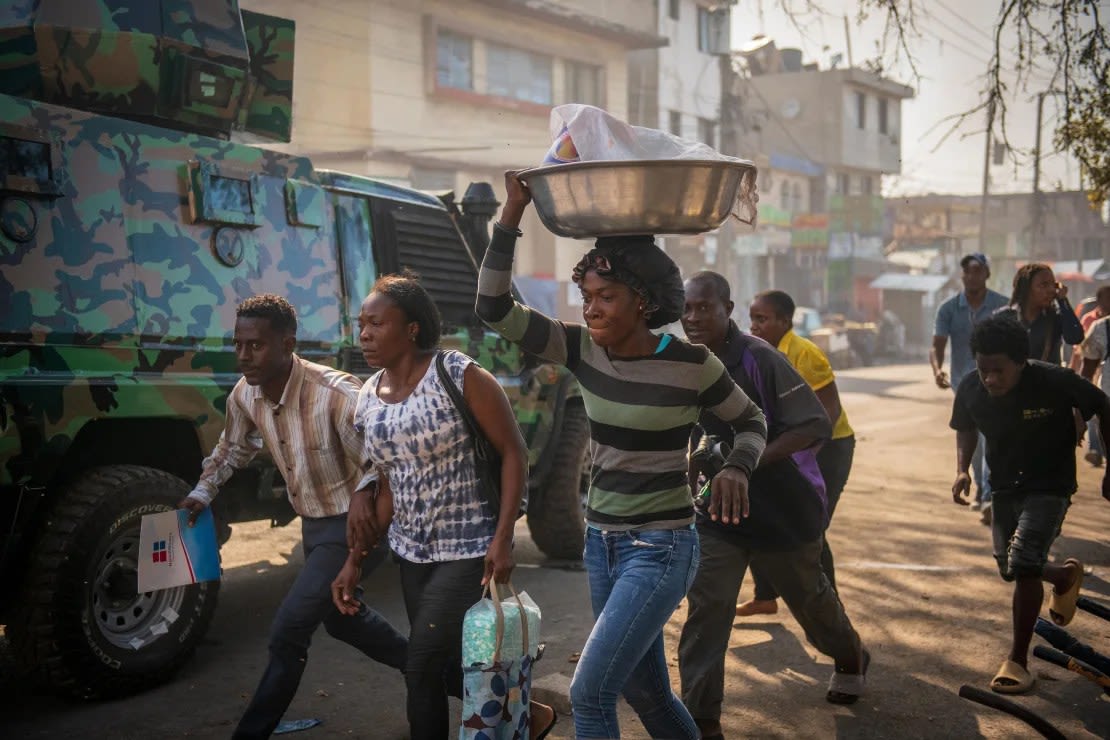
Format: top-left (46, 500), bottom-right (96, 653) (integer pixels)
top-left (477, 224), bottom-right (767, 530)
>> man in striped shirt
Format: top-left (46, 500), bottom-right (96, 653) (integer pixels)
top-left (179, 294), bottom-right (407, 739)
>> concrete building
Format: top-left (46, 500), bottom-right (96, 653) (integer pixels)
top-left (875, 190), bottom-right (1109, 354)
top-left (887, 191), bottom-right (1110, 293)
top-left (623, 0), bottom-right (735, 298)
top-left (241, 0), bottom-right (664, 318)
top-left (728, 37), bottom-right (914, 315)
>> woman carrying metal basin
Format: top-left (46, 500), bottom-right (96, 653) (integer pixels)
top-left (476, 171), bottom-right (767, 739)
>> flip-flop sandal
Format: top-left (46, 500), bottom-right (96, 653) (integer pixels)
top-left (990, 659), bottom-right (1035, 694)
top-left (1049, 558), bottom-right (1084, 626)
top-left (827, 648), bottom-right (870, 704)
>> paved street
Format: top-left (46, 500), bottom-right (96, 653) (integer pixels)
top-left (3, 363), bottom-right (1110, 738)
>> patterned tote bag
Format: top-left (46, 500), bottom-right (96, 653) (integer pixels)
top-left (460, 581), bottom-right (534, 740)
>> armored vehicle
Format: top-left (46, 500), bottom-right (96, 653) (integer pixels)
top-left (0, 0), bottom-right (589, 699)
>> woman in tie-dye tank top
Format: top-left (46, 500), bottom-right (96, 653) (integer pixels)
top-left (331, 272), bottom-right (558, 740)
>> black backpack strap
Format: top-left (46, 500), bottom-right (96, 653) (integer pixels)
top-left (435, 351), bottom-right (480, 437)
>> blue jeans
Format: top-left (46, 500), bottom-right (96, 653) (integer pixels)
top-left (973, 431), bottom-right (992, 505)
top-left (1088, 417), bottom-right (1103, 457)
top-left (952, 387), bottom-right (991, 505)
top-left (571, 526), bottom-right (700, 740)
top-left (234, 516), bottom-right (408, 739)
top-left (991, 491), bottom-right (1071, 581)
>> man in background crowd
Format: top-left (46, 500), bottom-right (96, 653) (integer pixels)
top-left (930, 253), bottom-right (1009, 523)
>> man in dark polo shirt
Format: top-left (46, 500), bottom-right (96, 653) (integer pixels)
top-left (951, 314), bottom-right (1110, 695)
top-left (679, 272), bottom-right (868, 737)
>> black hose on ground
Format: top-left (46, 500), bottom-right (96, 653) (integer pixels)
top-left (1033, 645), bottom-right (1110, 695)
top-left (957, 685), bottom-right (1066, 740)
top-left (1077, 595), bottom-right (1110, 623)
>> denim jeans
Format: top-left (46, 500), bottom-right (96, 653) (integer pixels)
top-left (570, 525), bottom-right (700, 740)
top-left (973, 431), bottom-right (993, 505)
top-left (234, 516), bottom-right (408, 739)
top-left (1088, 417), bottom-right (1103, 457)
top-left (991, 490), bottom-right (1071, 581)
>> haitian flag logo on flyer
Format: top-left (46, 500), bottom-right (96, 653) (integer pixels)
top-left (151, 538), bottom-right (170, 564)
top-left (138, 509), bottom-right (221, 592)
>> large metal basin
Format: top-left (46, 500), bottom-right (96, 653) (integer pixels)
top-left (518, 159), bottom-right (757, 238)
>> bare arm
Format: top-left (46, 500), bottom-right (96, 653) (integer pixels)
top-left (930, 336), bottom-right (950, 389)
top-left (813, 382), bottom-right (842, 429)
top-left (951, 427), bottom-right (978, 505)
top-left (465, 363), bottom-right (528, 584)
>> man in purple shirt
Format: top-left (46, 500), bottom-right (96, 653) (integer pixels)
top-left (679, 272), bottom-right (869, 737)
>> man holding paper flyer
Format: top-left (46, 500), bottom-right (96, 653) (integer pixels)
top-left (179, 294), bottom-right (407, 739)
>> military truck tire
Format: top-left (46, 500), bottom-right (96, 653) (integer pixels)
top-left (8, 465), bottom-right (219, 699)
top-left (528, 403), bottom-right (591, 560)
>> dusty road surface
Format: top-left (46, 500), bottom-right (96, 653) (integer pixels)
top-left (3, 363), bottom-right (1110, 739)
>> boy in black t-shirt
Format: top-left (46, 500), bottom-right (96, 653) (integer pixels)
top-left (950, 315), bottom-right (1110, 695)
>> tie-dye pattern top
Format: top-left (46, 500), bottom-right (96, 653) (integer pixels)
top-left (353, 349), bottom-right (494, 563)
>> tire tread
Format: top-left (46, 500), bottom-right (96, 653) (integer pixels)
top-left (8, 464), bottom-right (219, 699)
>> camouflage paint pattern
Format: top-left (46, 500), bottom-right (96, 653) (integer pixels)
top-left (0, 87), bottom-right (576, 488)
top-left (0, 0), bottom-right (293, 142)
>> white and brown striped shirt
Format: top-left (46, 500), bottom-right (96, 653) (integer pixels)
top-left (187, 354), bottom-right (367, 519)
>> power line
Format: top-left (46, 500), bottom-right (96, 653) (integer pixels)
top-left (927, 2), bottom-right (1056, 82)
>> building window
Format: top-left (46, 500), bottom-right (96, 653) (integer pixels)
top-left (486, 43), bottom-right (552, 104)
top-left (668, 0), bottom-right (680, 21)
top-left (565, 60), bottom-right (604, 106)
top-left (780, 181), bottom-right (790, 210)
top-left (792, 182), bottom-right (804, 211)
top-left (878, 98), bottom-right (889, 135)
top-left (836, 173), bottom-right (850, 195)
top-left (855, 91), bottom-right (866, 130)
top-left (697, 7), bottom-right (729, 54)
top-left (697, 117), bottom-right (716, 148)
top-left (861, 175), bottom-right (873, 195)
top-left (669, 110), bottom-right (682, 136)
top-left (436, 29), bottom-right (473, 91)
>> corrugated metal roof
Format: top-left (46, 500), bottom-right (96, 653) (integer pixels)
top-left (869, 273), bottom-right (951, 293)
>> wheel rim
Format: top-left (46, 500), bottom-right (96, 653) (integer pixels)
top-left (90, 527), bottom-right (186, 650)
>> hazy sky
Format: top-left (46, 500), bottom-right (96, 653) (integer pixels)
top-left (731, 0), bottom-right (1079, 196)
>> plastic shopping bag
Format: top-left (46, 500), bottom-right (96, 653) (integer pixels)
top-left (462, 588), bottom-right (541, 666)
top-left (545, 104), bottom-right (759, 224)
top-left (459, 581), bottom-right (538, 740)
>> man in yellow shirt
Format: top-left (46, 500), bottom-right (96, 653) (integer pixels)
top-left (742, 290), bottom-right (856, 616)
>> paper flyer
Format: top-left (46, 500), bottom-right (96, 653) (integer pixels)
top-left (137, 508), bottom-right (221, 592)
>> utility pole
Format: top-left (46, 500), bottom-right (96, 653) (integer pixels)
top-left (717, 47), bottom-right (740, 290)
top-left (1032, 90), bottom-right (1047, 259)
top-left (843, 15), bottom-right (854, 67)
top-left (978, 98), bottom-right (995, 254)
